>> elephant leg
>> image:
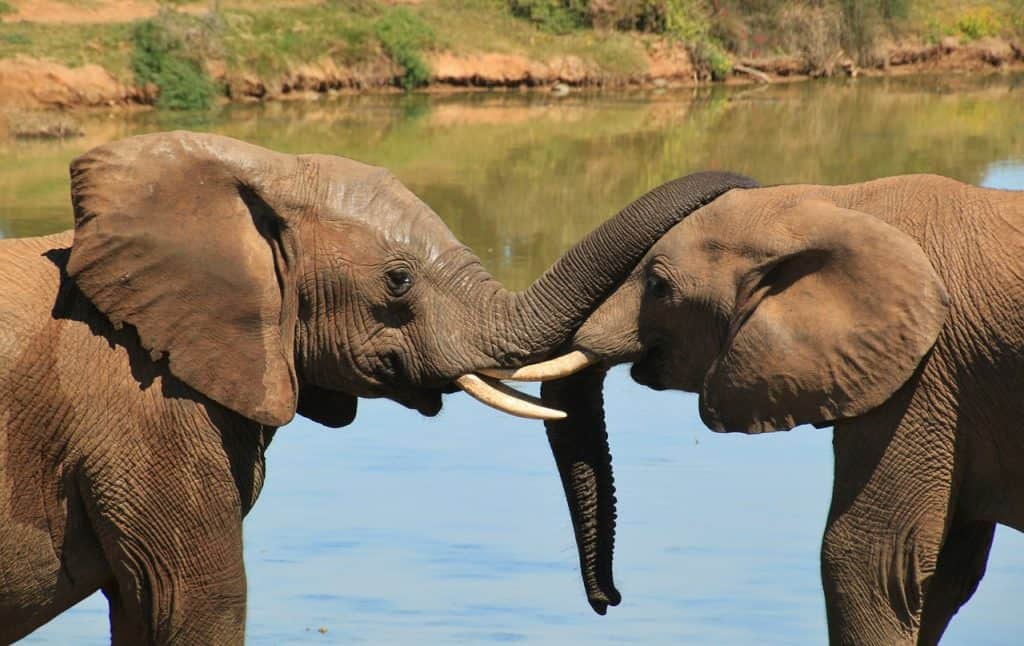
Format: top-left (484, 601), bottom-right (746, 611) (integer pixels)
top-left (821, 400), bottom-right (958, 646)
top-left (84, 448), bottom-right (250, 644)
top-left (916, 520), bottom-right (995, 645)
top-left (102, 581), bottom-right (146, 646)
top-left (94, 503), bottom-right (248, 644)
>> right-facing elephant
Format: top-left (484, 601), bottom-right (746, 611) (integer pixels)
top-left (494, 174), bottom-right (1024, 645)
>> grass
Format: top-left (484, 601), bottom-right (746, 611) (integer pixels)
top-left (217, 2), bottom-right (378, 78)
top-left (0, 21), bottom-right (135, 77)
top-left (0, 0), bottom-right (1021, 110)
top-left (375, 8), bottom-right (435, 89)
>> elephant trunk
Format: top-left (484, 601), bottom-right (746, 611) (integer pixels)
top-left (485, 172), bottom-right (757, 364)
top-left (541, 367), bottom-right (619, 614)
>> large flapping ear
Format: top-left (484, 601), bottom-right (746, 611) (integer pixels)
top-left (700, 199), bottom-right (949, 434)
top-left (68, 131), bottom-right (304, 426)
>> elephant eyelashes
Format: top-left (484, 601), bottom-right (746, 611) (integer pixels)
top-left (385, 267), bottom-right (413, 297)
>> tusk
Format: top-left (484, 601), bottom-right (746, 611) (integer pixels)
top-left (455, 374), bottom-right (567, 420)
top-left (478, 350), bottom-right (597, 382)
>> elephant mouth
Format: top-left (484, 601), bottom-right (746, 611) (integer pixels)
top-left (377, 353), bottom-right (575, 420)
top-left (630, 345), bottom-right (667, 390)
top-left (394, 387), bottom-right (445, 417)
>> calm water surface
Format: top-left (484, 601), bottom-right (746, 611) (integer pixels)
top-left (4, 75), bottom-right (1024, 644)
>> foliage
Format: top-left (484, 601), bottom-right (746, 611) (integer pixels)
top-left (375, 8), bottom-right (435, 90)
top-left (508, 0), bottom-right (587, 34)
top-left (131, 14), bottom-right (217, 110)
top-left (1014, 0), bottom-right (1024, 36)
top-left (0, 1), bottom-right (13, 16)
top-left (504, 0), bottom-right (732, 78)
top-left (660, 1), bottom-right (732, 80)
top-left (953, 6), bottom-right (1000, 40)
top-left (779, 4), bottom-right (843, 74)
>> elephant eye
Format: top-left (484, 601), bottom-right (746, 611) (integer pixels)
top-left (385, 267), bottom-right (413, 297)
top-left (645, 272), bottom-right (670, 300)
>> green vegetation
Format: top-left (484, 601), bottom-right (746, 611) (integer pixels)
top-left (953, 6), bottom-right (1001, 40)
top-left (0, 0), bottom-right (1022, 110)
top-left (217, 3), bottom-right (377, 78)
top-left (508, 0), bottom-right (587, 34)
top-left (131, 14), bottom-right (217, 110)
top-left (0, 1), bottom-right (14, 16)
top-left (375, 8), bottom-right (435, 89)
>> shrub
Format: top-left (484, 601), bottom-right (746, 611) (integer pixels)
top-left (375, 8), bottom-right (435, 90)
top-left (954, 6), bottom-right (999, 41)
top-left (837, 0), bottom-right (911, 64)
top-left (131, 15), bottom-right (216, 110)
top-left (780, 3), bottom-right (843, 75)
top-left (1013, 0), bottom-right (1024, 37)
top-left (0, 1), bottom-right (13, 16)
top-left (509, 0), bottom-right (588, 33)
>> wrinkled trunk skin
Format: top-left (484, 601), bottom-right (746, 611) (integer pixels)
top-left (541, 366), bottom-right (619, 614)
top-left (487, 172), bottom-right (758, 363)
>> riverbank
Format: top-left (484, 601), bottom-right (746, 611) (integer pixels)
top-left (1, 0), bottom-right (1022, 121)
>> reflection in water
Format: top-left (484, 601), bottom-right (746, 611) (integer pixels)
top-left (2, 74), bottom-right (1023, 286)
top-left (8, 76), bottom-right (1024, 644)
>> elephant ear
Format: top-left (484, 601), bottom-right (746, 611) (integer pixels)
top-left (68, 131), bottom-right (303, 426)
top-left (699, 199), bottom-right (949, 434)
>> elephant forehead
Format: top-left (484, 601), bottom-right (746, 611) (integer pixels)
top-left (308, 155), bottom-right (463, 261)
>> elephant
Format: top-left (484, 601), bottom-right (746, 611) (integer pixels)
top-left (492, 174), bottom-right (1024, 644)
top-left (0, 129), bottom-right (757, 644)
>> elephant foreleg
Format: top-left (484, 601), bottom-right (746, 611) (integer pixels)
top-left (916, 520), bottom-right (995, 646)
top-left (822, 394), bottom-right (958, 646)
top-left (83, 434), bottom-right (251, 644)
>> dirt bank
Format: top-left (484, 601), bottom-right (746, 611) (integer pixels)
top-left (5, 38), bottom-right (1020, 112)
top-left (0, 0), bottom-right (1022, 113)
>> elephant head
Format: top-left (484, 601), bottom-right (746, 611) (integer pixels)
top-left (66, 130), bottom-right (756, 429)
top-left (496, 184), bottom-right (950, 614)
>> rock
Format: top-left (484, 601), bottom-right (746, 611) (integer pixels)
top-left (940, 36), bottom-right (960, 53)
top-left (551, 82), bottom-right (570, 96)
top-left (651, 77), bottom-right (667, 88)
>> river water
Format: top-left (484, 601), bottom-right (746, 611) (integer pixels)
top-left (4, 74), bottom-right (1023, 644)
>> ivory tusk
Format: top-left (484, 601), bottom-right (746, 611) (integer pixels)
top-left (455, 374), bottom-right (567, 420)
top-left (478, 350), bottom-right (597, 382)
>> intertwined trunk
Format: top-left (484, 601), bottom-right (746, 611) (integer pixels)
top-left (486, 171), bottom-right (757, 361)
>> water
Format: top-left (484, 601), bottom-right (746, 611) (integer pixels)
top-left (4, 74), bottom-right (1024, 644)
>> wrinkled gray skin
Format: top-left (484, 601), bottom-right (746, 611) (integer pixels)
top-left (0, 130), bottom-right (755, 644)
top-left (544, 175), bottom-right (1024, 645)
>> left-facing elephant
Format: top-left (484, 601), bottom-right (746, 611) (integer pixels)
top-left (506, 174), bottom-right (1023, 645)
top-left (0, 130), bottom-right (755, 644)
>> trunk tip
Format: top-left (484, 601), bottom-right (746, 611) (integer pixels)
top-left (587, 586), bottom-right (622, 615)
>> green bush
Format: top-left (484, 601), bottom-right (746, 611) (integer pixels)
top-left (508, 0), bottom-right (588, 34)
top-left (131, 17), bottom-right (216, 110)
top-left (375, 8), bottom-right (435, 90)
top-left (954, 6), bottom-right (999, 41)
top-left (0, 1), bottom-right (13, 16)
